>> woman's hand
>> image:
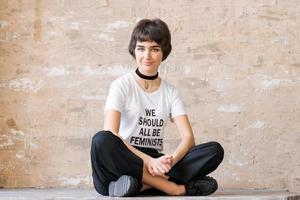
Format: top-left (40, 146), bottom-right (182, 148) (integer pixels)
top-left (147, 155), bottom-right (173, 176)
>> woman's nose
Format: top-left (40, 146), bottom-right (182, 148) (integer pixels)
top-left (144, 50), bottom-right (151, 58)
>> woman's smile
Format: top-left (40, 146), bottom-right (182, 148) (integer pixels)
top-left (135, 41), bottom-right (163, 76)
top-left (143, 61), bottom-right (153, 66)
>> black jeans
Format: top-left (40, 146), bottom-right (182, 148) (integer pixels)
top-left (90, 130), bottom-right (224, 196)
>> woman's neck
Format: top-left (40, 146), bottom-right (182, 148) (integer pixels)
top-left (134, 73), bottom-right (161, 92)
top-left (135, 68), bottom-right (158, 80)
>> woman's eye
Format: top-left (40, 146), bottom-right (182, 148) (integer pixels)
top-left (137, 48), bottom-right (144, 51)
top-left (152, 48), bottom-right (160, 52)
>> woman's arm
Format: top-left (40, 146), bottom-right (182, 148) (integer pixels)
top-left (104, 110), bottom-right (151, 164)
top-left (170, 114), bottom-right (195, 166)
top-left (104, 110), bottom-right (171, 175)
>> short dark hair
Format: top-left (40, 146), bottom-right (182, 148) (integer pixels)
top-left (128, 18), bottom-right (172, 61)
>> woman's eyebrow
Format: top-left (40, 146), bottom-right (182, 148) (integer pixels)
top-left (151, 45), bottom-right (161, 48)
top-left (136, 45), bottom-right (161, 48)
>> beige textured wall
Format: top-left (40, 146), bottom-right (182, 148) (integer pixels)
top-left (0, 0), bottom-right (299, 192)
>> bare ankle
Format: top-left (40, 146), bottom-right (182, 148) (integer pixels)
top-left (177, 185), bottom-right (185, 196)
top-left (168, 184), bottom-right (185, 196)
top-left (141, 184), bottom-right (151, 191)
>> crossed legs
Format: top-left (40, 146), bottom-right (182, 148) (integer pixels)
top-left (91, 131), bottom-right (224, 196)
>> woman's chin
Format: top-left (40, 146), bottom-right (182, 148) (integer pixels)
top-left (141, 66), bottom-right (157, 73)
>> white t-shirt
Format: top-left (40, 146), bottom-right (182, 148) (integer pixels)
top-left (104, 73), bottom-right (186, 151)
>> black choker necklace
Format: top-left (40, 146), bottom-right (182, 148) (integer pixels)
top-left (135, 68), bottom-right (158, 80)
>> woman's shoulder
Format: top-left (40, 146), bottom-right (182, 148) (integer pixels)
top-left (161, 79), bottom-right (179, 93)
top-left (112, 73), bottom-right (133, 85)
top-left (160, 79), bottom-right (184, 102)
top-left (110, 72), bottom-right (134, 92)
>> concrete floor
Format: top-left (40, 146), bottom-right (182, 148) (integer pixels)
top-left (0, 189), bottom-right (299, 200)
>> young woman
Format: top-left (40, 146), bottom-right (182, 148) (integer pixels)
top-left (91, 18), bottom-right (224, 197)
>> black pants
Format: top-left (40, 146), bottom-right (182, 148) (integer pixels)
top-left (91, 130), bottom-right (224, 196)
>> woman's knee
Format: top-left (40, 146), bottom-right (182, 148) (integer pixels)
top-left (209, 141), bottom-right (224, 162)
top-left (91, 130), bottom-right (119, 150)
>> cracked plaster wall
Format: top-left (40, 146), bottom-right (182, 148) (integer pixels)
top-left (0, 0), bottom-right (299, 192)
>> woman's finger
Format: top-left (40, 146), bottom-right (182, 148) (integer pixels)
top-left (158, 163), bottom-right (170, 174)
top-left (148, 165), bottom-right (155, 176)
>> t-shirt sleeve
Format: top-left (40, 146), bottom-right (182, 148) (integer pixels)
top-left (170, 87), bottom-right (186, 119)
top-left (104, 80), bottom-right (126, 113)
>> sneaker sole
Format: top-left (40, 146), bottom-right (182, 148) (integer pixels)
top-left (186, 177), bottom-right (218, 196)
top-left (108, 175), bottom-right (137, 197)
top-left (202, 179), bottom-right (218, 195)
top-left (198, 176), bottom-right (218, 195)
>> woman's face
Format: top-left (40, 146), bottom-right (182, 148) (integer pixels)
top-left (134, 40), bottom-right (163, 76)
